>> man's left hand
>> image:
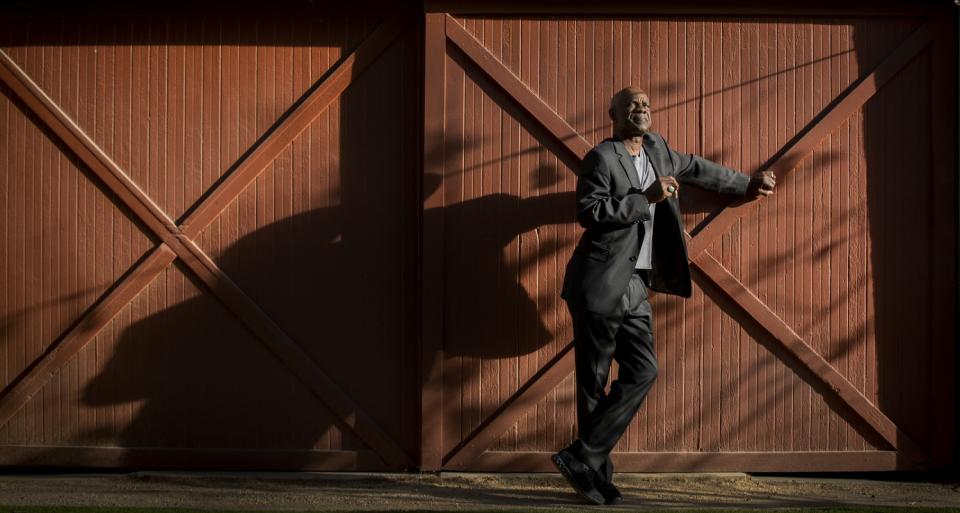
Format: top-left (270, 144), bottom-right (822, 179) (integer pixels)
top-left (747, 170), bottom-right (776, 197)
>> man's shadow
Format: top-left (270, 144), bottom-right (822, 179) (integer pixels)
top-left (73, 108), bottom-right (735, 474)
top-left (77, 168), bottom-right (579, 463)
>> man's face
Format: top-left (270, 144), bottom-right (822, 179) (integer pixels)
top-left (611, 91), bottom-right (652, 136)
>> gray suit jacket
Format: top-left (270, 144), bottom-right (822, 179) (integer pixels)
top-left (561, 132), bottom-right (749, 314)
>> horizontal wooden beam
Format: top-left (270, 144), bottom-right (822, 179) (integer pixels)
top-left (470, 450), bottom-right (913, 472)
top-left (428, 1), bottom-right (943, 16)
top-left (0, 445), bottom-right (388, 471)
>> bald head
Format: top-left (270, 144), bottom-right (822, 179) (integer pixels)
top-left (609, 87), bottom-right (652, 137)
top-left (609, 87), bottom-right (647, 113)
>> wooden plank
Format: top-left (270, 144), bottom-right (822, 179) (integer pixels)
top-left (59, 20), bottom-right (82, 448)
top-left (463, 16), bottom-right (480, 453)
top-left (443, 345), bottom-right (574, 469)
top-left (796, 21), bottom-right (814, 453)
top-left (443, 15), bottom-right (592, 164)
top-left (701, 17), bottom-right (721, 453)
top-left (835, 22), bottom-right (851, 452)
top-left (421, 11), bottom-right (446, 472)
top-left (689, 251), bottom-right (928, 464)
top-left (687, 20), bottom-right (934, 260)
top-left (39, 19), bottom-right (62, 447)
top-left (0, 38), bottom-right (11, 445)
top-left (811, 21), bottom-right (829, 452)
top-left (178, 18), bottom-right (406, 238)
top-left (0, 245), bottom-right (177, 432)
top-left (664, 17), bottom-right (679, 452)
top-left (499, 17), bottom-right (522, 455)
top-left (782, 20), bottom-right (801, 452)
top-left (425, 1), bottom-right (937, 17)
top-left (683, 17), bottom-right (703, 454)
top-left (928, 14), bottom-right (956, 469)
top-left (727, 16), bottom-right (745, 453)
top-left (439, 20), bottom-right (465, 461)
top-left (848, 22), bottom-right (867, 452)
top-left (0, 445), bottom-right (387, 470)
top-left (478, 17), bottom-right (498, 452)
top-left (469, 450), bottom-right (911, 472)
top-left (758, 19), bottom-right (775, 453)
top-left (517, 15), bottom-right (535, 454)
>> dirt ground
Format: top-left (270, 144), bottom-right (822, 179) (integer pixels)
top-left (0, 470), bottom-right (959, 511)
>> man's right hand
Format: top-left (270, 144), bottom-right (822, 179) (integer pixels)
top-left (642, 176), bottom-right (680, 203)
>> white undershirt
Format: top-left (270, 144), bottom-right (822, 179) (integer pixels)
top-left (632, 151), bottom-right (657, 270)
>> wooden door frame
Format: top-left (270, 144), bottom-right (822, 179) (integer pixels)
top-left (0, 16), bottom-right (416, 470)
top-left (420, 8), bottom-right (956, 472)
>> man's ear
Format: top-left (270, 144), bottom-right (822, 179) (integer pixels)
top-left (608, 108), bottom-right (615, 120)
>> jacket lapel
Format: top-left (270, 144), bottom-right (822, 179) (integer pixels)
top-left (643, 133), bottom-right (684, 221)
top-left (612, 139), bottom-right (642, 189)
top-left (642, 133), bottom-right (670, 179)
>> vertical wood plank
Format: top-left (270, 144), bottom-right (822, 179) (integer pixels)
top-left (421, 11), bottom-right (446, 471)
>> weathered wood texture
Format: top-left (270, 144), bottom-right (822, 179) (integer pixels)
top-left (0, 15), bottom-right (420, 470)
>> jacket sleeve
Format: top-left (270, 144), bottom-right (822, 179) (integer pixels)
top-left (664, 136), bottom-right (750, 195)
top-left (575, 149), bottom-right (652, 228)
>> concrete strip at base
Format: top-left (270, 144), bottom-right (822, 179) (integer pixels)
top-left (0, 471), bottom-right (957, 510)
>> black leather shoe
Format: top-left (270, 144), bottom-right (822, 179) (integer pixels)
top-left (551, 450), bottom-right (605, 505)
top-left (596, 479), bottom-right (623, 505)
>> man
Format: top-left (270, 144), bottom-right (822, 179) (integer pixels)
top-left (552, 87), bottom-right (776, 505)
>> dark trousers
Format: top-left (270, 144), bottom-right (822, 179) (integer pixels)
top-left (564, 271), bottom-right (659, 484)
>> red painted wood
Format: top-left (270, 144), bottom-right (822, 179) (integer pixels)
top-left (0, 245), bottom-right (177, 435)
top-left (690, 252), bottom-right (926, 463)
top-left (444, 346), bottom-right (574, 469)
top-left (1, 31), bottom-right (417, 465)
top-left (421, 12), bottom-right (446, 471)
top-left (444, 16), bottom-right (591, 162)
top-left (0, 6), bottom-right (954, 474)
top-left (179, 18), bottom-right (407, 238)
top-left (432, 12), bottom-right (954, 472)
top-left (0, 15), bottom-right (419, 471)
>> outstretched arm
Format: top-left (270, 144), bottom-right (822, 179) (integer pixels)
top-left (665, 137), bottom-right (776, 198)
top-left (669, 145), bottom-right (750, 195)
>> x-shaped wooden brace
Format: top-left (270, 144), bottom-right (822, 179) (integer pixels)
top-left (440, 14), bottom-right (937, 469)
top-left (0, 20), bottom-right (414, 468)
